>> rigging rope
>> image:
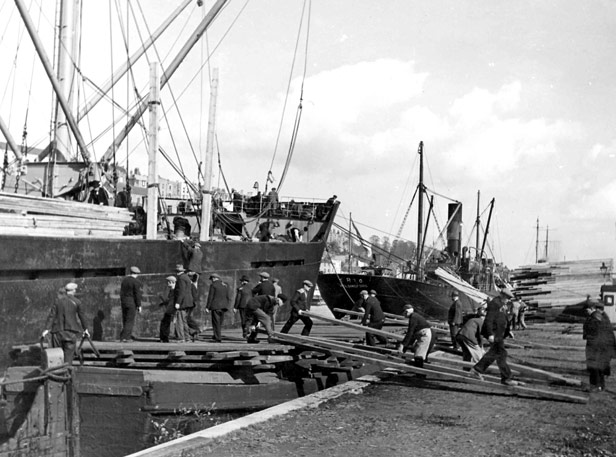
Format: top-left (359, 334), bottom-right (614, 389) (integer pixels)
top-left (266, 0), bottom-right (311, 193)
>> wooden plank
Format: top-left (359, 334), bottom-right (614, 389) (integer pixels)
top-left (299, 310), bottom-right (404, 341)
top-left (335, 308), bottom-right (407, 325)
top-left (0, 213), bottom-right (128, 229)
top-left (75, 383), bottom-right (143, 396)
top-left (0, 191), bottom-right (134, 221)
top-left (234, 358), bottom-right (263, 366)
top-left (142, 370), bottom-right (274, 384)
top-left (203, 351), bottom-right (243, 361)
top-left (335, 308), bottom-right (449, 334)
top-left (273, 333), bottom-right (587, 403)
top-left (261, 355), bottom-right (294, 363)
top-left (0, 225), bottom-right (126, 238)
top-left (167, 351), bottom-right (186, 359)
top-left (146, 380), bottom-right (316, 412)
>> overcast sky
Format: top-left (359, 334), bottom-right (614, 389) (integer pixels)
top-left (1, 0), bottom-right (616, 269)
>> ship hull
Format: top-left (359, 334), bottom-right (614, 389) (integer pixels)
top-left (317, 273), bottom-right (477, 320)
top-left (0, 236), bottom-right (328, 369)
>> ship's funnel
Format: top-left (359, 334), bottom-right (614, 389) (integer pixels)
top-left (447, 203), bottom-right (462, 258)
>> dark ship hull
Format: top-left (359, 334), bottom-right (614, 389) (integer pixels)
top-left (0, 231), bottom-right (333, 369)
top-left (317, 272), bottom-right (477, 320)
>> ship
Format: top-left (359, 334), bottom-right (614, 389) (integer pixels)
top-left (318, 141), bottom-right (508, 320)
top-left (0, 0), bottom-right (340, 370)
top-left (0, 1), bottom-right (343, 455)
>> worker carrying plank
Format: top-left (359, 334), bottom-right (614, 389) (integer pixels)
top-left (469, 287), bottom-right (520, 386)
top-left (397, 304), bottom-right (435, 369)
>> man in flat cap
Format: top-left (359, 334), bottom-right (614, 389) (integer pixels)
top-left (583, 299), bottom-right (616, 392)
top-left (42, 282), bottom-right (89, 363)
top-left (119, 266), bottom-right (142, 342)
top-left (398, 304), bottom-right (434, 369)
top-left (206, 273), bottom-right (231, 342)
top-left (456, 302), bottom-right (487, 365)
top-left (350, 290), bottom-right (368, 320)
top-left (361, 289), bottom-right (388, 346)
top-left (448, 290), bottom-right (464, 350)
top-left (173, 264), bottom-right (193, 342)
top-left (252, 271), bottom-right (276, 297)
top-left (159, 276), bottom-right (177, 343)
top-left (234, 275), bottom-right (252, 337)
top-left (281, 280), bottom-right (314, 336)
top-left (470, 287), bottom-right (519, 386)
top-left (245, 293), bottom-right (288, 343)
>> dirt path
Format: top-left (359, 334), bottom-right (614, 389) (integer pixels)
top-left (170, 325), bottom-right (616, 457)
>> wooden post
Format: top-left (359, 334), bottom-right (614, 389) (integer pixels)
top-left (200, 68), bottom-right (218, 242)
top-left (146, 62), bottom-right (161, 239)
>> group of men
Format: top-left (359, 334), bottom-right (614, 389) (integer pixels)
top-left (349, 285), bottom-right (523, 385)
top-left (39, 247), bottom-right (532, 389)
top-left (41, 266), bottom-right (317, 363)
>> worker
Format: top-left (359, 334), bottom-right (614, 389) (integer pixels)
top-left (361, 290), bottom-right (388, 346)
top-left (280, 280), bottom-right (314, 336)
top-left (41, 282), bottom-right (89, 363)
top-left (455, 302), bottom-right (487, 366)
top-left (469, 288), bottom-right (519, 386)
top-left (398, 304), bottom-right (434, 369)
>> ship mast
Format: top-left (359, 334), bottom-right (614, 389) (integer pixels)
top-left (200, 68), bottom-right (219, 242)
top-left (14, 0), bottom-right (91, 165)
top-left (475, 191), bottom-right (481, 259)
top-left (54, 0), bottom-right (80, 161)
top-left (416, 141), bottom-right (424, 281)
top-left (146, 63), bottom-right (161, 240)
top-left (535, 218), bottom-right (540, 263)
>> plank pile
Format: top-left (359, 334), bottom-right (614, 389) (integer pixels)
top-left (0, 191), bottom-right (134, 238)
top-left (510, 258), bottom-right (612, 309)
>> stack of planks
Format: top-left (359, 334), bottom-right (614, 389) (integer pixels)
top-left (0, 191), bottom-right (134, 238)
top-left (510, 258), bottom-right (613, 309)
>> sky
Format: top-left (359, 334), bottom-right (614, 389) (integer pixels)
top-left (1, 0), bottom-right (616, 269)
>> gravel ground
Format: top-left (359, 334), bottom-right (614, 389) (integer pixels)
top-left (169, 324), bottom-right (616, 457)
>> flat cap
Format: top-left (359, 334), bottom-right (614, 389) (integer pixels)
top-left (175, 264), bottom-right (185, 272)
top-left (360, 290), bottom-right (369, 295)
top-left (451, 290), bottom-right (459, 297)
top-left (303, 280), bottom-right (314, 287)
top-left (194, 243), bottom-right (201, 248)
top-left (369, 290), bottom-right (377, 295)
top-left (403, 304), bottom-right (413, 310)
top-left (165, 276), bottom-right (177, 282)
top-left (240, 275), bottom-right (250, 282)
top-left (209, 273), bottom-right (221, 280)
top-left (65, 282), bottom-right (78, 291)
top-left (130, 266), bottom-right (141, 274)
top-left (277, 293), bottom-right (288, 302)
top-left (259, 272), bottom-right (270, 278)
